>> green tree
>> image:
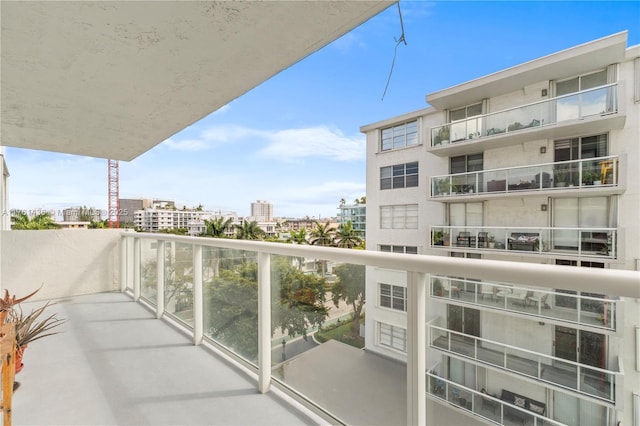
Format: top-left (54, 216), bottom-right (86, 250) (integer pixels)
top-left (204, 256), bottom-right (329, 361)
top-left (157, 227), bottom-right (188, 235)
top-left (309, 221), bottom-right (335, 276)
top-left (334, 221), bottom-right (363, 249)
top-left (89, 219), bottom-right (108, 228)
top-left (286, 228), bottom-right (308, 270)
top-left (235, 220), bottom-right (265, 240)
top-left (11, 211), bottom-right (60, 230)
top-left (331, 263), bottom-right (366, 335)
top-left (201, 217), bottom-right (233, 238)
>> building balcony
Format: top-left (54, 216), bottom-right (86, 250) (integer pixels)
top-left (430, 155), bottom-right (622, 200)
top-left (2, 230), bottom-right (638, 425)
top-left (429, 324), bottom-right (620, 403)
top-left (428, 83), bottom-right (625, 157)
top-left (427, 369), bottom-right (564, 426)
top-left (431, 226), bottom-right (617, 260)
top-left (430, 276), bottom-right (618, 332)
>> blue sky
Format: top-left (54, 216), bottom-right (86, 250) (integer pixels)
top-left (5, 1), bottom-right (640, 219)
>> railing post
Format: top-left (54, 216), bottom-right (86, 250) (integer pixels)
top-left (120, 236), bottom-right (128, 292)
top-left (156, 241), bottom-right (165, 319)
top-left (133, 238), bottom-right (141, 301)
top-left (407, 271), bottom-right (426, 426)
top-left (193, 244), bottom-right (203, 346)
top-left (257, 252), bottom-right (271, 393)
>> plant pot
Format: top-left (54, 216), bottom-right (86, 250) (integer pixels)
top-left (488, 242), bottom-right (495, 249)
top-left (15, 344), bottom-right (27, 374)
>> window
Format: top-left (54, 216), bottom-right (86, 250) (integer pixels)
top-left (380, 204), bottom-right (418, 229)
top-left (379, 322), bottom-right (406, 352)
top-left (380, 162), bottom-right (419, 190)
top-left (381, 120), bottom-right (418, 151)
top-left (556, 70), bottom-right (607, 96)
top-left (449, 102), bottom-right (483, 142)
top-left (380, 245), bottom-right (418, 254)
top-left (379, 283), bottom-right (407, 311)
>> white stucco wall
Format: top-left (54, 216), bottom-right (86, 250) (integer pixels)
top-left (1, 229), bottom-right (122, 301)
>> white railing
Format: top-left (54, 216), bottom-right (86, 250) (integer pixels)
top-left (431, 225), bottom-right (616, 259)
top-left (430, 325), bottom-right (618, 403)
top-left (431, 155), bottom-right (619, 197)
top-left (430, 83), bottom-right (619, 146)
top-left (121, 232), bottom-right (639, 425)
top-left (430, 276), bottom-right (618, 331)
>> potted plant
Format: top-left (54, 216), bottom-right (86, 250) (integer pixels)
top-left (582, 170), bottom-right (598, 186)
top-left (432, 230), bottom-right (444, 246)
top-left (488, 235), bottom-right (496, 249)
top-left (554, 165), bottom-right (568, 187)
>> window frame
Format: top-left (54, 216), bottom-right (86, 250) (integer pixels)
top-left (380, 120), bottom-right (419, 152)
top-left (379, 283), bottom-right (407, 312)
top-left (378, 322), bottom-right (407, 352)
top-left (380, 162), bottom-right (419, 190)
top-left (380, 204), bottom-right (419, 229)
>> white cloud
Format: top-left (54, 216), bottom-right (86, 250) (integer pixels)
top-left (259, 126), bottom-right (365, 162)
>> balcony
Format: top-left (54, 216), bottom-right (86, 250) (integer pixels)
top-left (429, 83), bottom-right (625, 157)
top-left (3, 230), bottom-right (638, 425)
top-left (430, 276), bottom-right (618, 332)
top-left (430, 155), bottom-right (622, 200)
top-left (429, 325), bottom-right (619, 403)
top-left (431, 226), bottom-right (617, 260)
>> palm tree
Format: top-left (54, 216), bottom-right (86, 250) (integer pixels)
top-left (309, 221), bottom-right (335, 276)
top-left (309, 221), bottom-right (335, 247)
top-left (287, 228), bottom-right (309, 270)
top-left (11, 211), bottom-right (60, 230)
top-left (235, 220), bottom-right (265, 240)
top-left (334, 221), bottom-right (363, 249)
top-left (201, 217), bottom-right (233, 238)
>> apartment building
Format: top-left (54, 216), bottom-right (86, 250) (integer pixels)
top-left (338, 202), bottom-right (367, 239)
top-left (361, 32), bottom-right (639, 426)
top-left (134, 208), bottom-right (213, 232)
top-left (251, 200), bottom-right (274, 222)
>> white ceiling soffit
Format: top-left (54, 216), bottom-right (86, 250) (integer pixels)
top-left (426, 31), bottom-right (628, 110)
top-left (1, 1), bottom-right (394, 161)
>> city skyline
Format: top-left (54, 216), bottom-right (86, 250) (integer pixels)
top-left (4, 1), bottom-right (639, 218)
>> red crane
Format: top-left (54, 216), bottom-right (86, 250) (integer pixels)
top-left (107, 159), bottom-right (120, 228)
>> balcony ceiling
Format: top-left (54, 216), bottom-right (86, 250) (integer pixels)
top-left (426, 31), bottom-right (628, 110)
top-left (1, 1), bottom-right (393, 161)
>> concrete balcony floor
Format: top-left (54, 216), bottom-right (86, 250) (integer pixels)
top-left (12, 292), bottom-right (319, 425)
top-left (11, 291), bottom-right (483, 426)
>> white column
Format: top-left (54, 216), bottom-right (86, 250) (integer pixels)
top-left (193, 244), bottom-right (203, 346)
top-left (156, 240), bottom-right (165, 319)
top-left (406, 271), bottom-right (426, 426)
top-left (120, 236), bottom-right (128, 292)
top-left (258, 252), bottom-right (271, 393)
top-left (133, 238), bottom-right (141, 301)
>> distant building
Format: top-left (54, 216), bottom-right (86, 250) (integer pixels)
top-left (250, 200), bottom-right (273, 222)
top-left (62, 207), bottom-right (101, 223)
top-left (134, 208), bottom-right (212, 233)
top-left (119, 198), bottom-right (153, 224)
top-left (56, 221), bottom-right (90, 229)
top-left (337, 202), bottom-right (366, 239)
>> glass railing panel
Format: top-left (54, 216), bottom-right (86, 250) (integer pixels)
top-left (202, 248), bottom-right (258, 363)
top-left (506, 164), bottom-right (551, 191)
top-left (505, 346), bottom-right (541, 378)
top-left (140, 239), bottom-right (158, 305)
top-left (164, 242), bottom-right (194, 327)
top-left (272, 256), bottom-right (397, 425)
top-left (580, 365), bottom-right (614, 401)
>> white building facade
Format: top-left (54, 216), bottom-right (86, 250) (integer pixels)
top-left (251, 200), bottom-right (273, 222)
top-left (134, 208), bottom-right (213, 233)
top-left (361, 32), bottom-right (639, 426)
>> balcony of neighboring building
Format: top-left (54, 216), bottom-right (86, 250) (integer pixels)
top-left (429, 276), bottom-right (618, 333)
top-left (427, 83), bottom-right (625, 158)
top-left (428, 323), bottom-right (620, 404)
top-left (430, 226), bottom-right (617, 261)
top-left (430, 155), bottom-right (624, 201)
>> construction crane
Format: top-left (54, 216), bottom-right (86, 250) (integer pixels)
top-left (107, 160), bottom-right (120, 228)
